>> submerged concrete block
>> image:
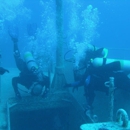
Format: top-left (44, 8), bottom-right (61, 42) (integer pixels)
top-left (7, 91), bottom-right (89, 130)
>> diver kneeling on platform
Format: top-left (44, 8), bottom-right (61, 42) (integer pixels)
top-left (8, 26), bottom-right (50, 100)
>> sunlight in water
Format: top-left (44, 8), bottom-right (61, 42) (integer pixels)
top-left (0, 0), bottom-right (99, 70)
top-left (68, 3), bottom-right (99, 68)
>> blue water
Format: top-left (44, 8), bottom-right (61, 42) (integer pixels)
top-left (0, 0), bottom-right (130, 67)
top-left (1, 1), bottom-right (130, 129)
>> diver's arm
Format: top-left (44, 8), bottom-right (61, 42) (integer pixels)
top-left (94, 47), bottom-right (108, 58)
top-left (87, 44), bottom-right (108, 59)
top-left (8, 25), bottom-right (20, 56)
top-left (10, 37), bottom-right (25, 71)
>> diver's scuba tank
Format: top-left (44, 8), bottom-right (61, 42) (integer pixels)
top-left (24, 51), bottom-right (38, 71)
top-left (92, 58), bottom-right (130, 72)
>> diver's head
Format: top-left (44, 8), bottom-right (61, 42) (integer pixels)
top-left (31, 83), bottom-right (43, 96)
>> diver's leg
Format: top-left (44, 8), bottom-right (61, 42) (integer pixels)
top-left (84, 84), bottom-right (95, 111)
top-left (84, 86), bottom-right (95, 122)
top-left (12, 75), bottom-right (31, 99)
top-left (9, 29), bottom-right (25, 71)
top-left (84, 75), bottom-right (96, 122)
top-left (12, 77), bottom-right (21, 99)
top-left (84, 75), bottom-right (95, 107)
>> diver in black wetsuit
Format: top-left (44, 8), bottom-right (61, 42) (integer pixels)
top-left (66, 48), bottom-right (130, 119)
top-left (8, 25), bottom-right (50, 99)
top-left (64, 44), bottom-right (130, 118)
top-left (65, 45), bottom-right (108, 114)
top-left (68, 43), bottom-right (109, 92)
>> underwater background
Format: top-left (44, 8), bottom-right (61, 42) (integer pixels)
top-left (0, 0), bottom-right (130, 130)
top-left (0, 0), bottom-right (130, 68)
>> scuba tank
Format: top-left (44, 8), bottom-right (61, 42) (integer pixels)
top-left (92, 58), bottom-right (130, 72)
top-left (24, 51), bottom-right (38, 71)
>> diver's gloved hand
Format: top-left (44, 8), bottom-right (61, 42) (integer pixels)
top-left (27, 23), bottom-right (37, 38)
top-left (8, 25), bottom-right (19, 43)
top-left (72, 81), bottom-right (80, 92)
top-left (0, 67), bottom-right (9, 75)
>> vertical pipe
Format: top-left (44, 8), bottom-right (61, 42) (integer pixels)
top-left (55, 0), bottom-right (63, 67)
top-left (51, 0), bottom-right (66, 90)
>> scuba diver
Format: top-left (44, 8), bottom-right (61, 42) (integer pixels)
top-left (64, 43), bottom-right (124, 119)
top-left (67, 43), bottom-right (108, 89)
top-left (8, 25), bottom-right (50, 99)
top-left (65, 45), bottom-right (130, 120)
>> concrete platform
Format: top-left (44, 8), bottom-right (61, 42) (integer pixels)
top-left (7, 91), bottom-right (88, 130)
top-left (1, 68), bottom-right (130, 130)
